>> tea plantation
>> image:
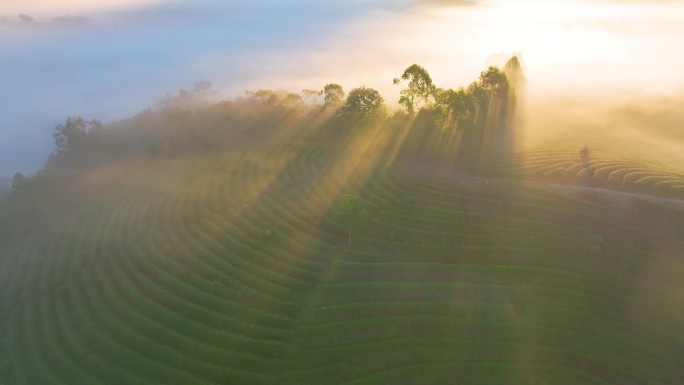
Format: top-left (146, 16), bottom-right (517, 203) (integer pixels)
top-left (1, 120), bottom-right (683, 385)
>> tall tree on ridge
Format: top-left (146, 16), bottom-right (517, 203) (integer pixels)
top-left (323, 83), bottom-right (345, 110)
top-left (394, 64), bottom-right (436, 114)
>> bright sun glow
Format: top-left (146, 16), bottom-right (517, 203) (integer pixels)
top-left (412, 0), bottom-right (684, 96)
top-left (243, 0), bottom-right (684, 104)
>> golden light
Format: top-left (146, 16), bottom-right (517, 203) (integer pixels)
top-left (407, 0), bottom-right (684, 96)
top-left (239, 0), bottom-right (684, 107)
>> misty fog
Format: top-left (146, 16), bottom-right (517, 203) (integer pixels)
top-left (2, 0), bottom-right (684, 176)
top-left (0, 0), bottom-right (405, 175)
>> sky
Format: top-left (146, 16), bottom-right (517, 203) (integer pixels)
top-left (1, 0), bottom-right (684, 176)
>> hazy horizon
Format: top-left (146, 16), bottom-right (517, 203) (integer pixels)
top-left (2, 0), bottom-right (684, 176)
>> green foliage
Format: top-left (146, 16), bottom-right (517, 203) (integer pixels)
top-left (431, 64), bottom-right (514, 146)
top-left (503, 56), bottom-right (526, 90)
top-left (335, 193), bottom-right (364, 225)
top-left (49, 116), bottom-right (104, 168)
top-left (337, 87), bottom-right (385, 119)
top-left (52, 116), bottom-right (102, 154)
top-left (435, 87), bottom-right (474, 128)
top-left (334, 193), bottom-right (365, 246)
top-left (478, 66), bottom-right (509, 96)
top-left (245, 89), bottom-right (294, 106)
top-left (323, 83), bottom-right (345, 109)
top-left (284, 93), bottom-right (304, 107)
top-left (394, 64), bottom-right (436, 113)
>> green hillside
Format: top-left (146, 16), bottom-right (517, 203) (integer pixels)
top-left (1, 66), bottom-right (684, 384)
top-left (2, 115), bottom-right (684, 384)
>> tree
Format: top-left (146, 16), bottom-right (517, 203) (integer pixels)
top-left (160, 81), bottom-right (217, 110)
top-left (192, 81), bottom-right (218, 100)
top-left (337, 86), bottom-right (385, 118)
top-left (394, 64), bottom-right (436, 113)
top-left (323, 83), bottom-right (345, 109)
top-left (284, 93), bottom-right (304, 107)
top-left (436, 88), bottom-right (471, 124)
top-left (49, 116), bottom-right (104, 168)
top-left (503, 56), bottom-right (526, 90)
top-left (503, 56), bottom-right (525, 112)
top-left (53, 116), bottom-right (102, 153)
top-left (246, 89), bottom-right (273, 102)
top-left (302, 89), bottom-right (323, 105)
top-left (334, 193), bottom-right (365, 246)
top-left (478, 66), bottom-right (509, 97)
top-left (11, 173), bottom-right (25, 192)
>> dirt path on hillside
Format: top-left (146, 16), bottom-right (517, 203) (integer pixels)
top-left (404, 164), bottom-right (684, 210)
top-left (526, 180), bottom-right (684, 210)
top-left (471, 175), bottom-right (684, 210)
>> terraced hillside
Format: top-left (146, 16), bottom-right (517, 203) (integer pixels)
top-left (1, 125), bottom-right (684, 385)
top-left (478, 121), bottom-right (684, 197)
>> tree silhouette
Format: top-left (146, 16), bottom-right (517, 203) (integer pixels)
top-left (334, 193), bottom-right (365, 246)
top-left (394, 64), bottom-right (436, 114)
top-left (337, 87), bottom-right (385, 118)
top-left (49, 116), bottom-right (104, 168)
top-left (11, 173), bottom-right (25, 192)
top-left (323, 83), bottom-right (345, 110)
top-left (53, 117), bottom-right (102, 154)
top-left (479, 66), bottom-right (509, 97)
top-left (436, 88), bottom-right (473, 128)
top-left (503, 56), bottom-right (526, 91)
top-left (302, 89), bottom-right (323, 105)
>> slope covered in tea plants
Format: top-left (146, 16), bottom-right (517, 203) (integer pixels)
top-left (1, 125), bottom-right (684, 385)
